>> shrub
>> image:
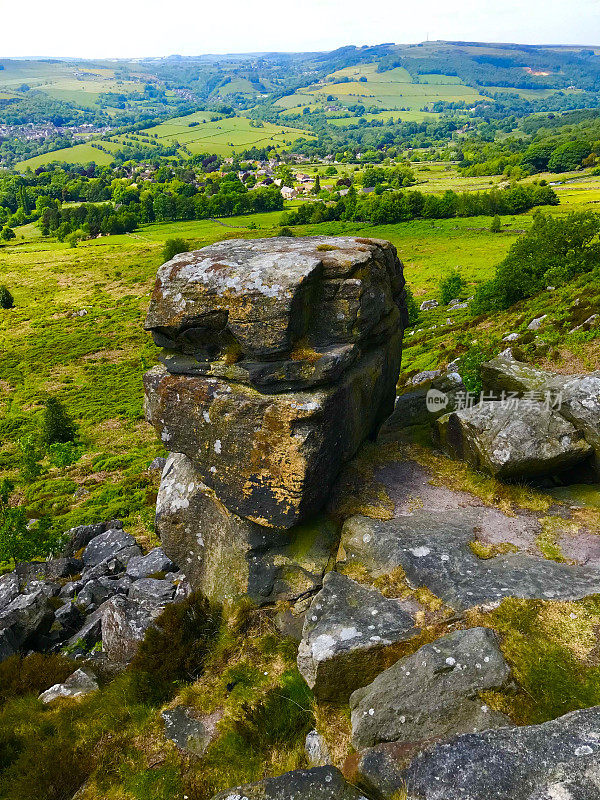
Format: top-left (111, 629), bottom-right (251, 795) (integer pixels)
top-left (458, 337), bottom-right (500, 394)
top-left (472, 211), bottom-right (600, 314)
top-left (490, 214), bottom-right (502, 233)
top-left (439, 268), bottom-right (465, 305)
top-left (0, 286), bottom-right (14, 309)
top-left (276, 226), bottom-right (295, 237)
top-left (162, 238), bottom-right (188, 262)
top-left (130, 591), bottom-right (221, 703)
top-left (41, 397), bottom-right (77, 445)
top-left (0, 653), bottom-right (74, 705)
top-left (48, 442), bottom-right (82, 468)
top-left (404, 286), bottom-right (420, 325)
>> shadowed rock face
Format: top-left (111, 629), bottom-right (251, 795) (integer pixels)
top-left (145, 236), bottom-right (407, 529)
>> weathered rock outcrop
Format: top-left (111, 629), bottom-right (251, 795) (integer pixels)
top-left (155, 452), bottom-right (339, 604)
top-left (348, 706), bottom-right (600, 800)
top-left (145, 236), bottom-right (407, 530)
top-left (481, 355), bottom-right (600, 467)
top-left (350, 627), bottom-right (512, 749)
top-left (436, 400), bottom-right (591, 480)
top-left (297, 571), bottom-right (420, 700)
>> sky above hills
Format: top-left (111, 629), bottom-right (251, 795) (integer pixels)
top-left (4, 0), bottom-right (600, 57)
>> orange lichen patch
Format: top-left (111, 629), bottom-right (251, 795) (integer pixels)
top-left (290, 339), bottom-right (323, 363)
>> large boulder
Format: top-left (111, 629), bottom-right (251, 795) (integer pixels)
top-left (338, 513), bottom-right (600, 611)
top-left (349, 706), bottom-right (600, 800)
top-left (0, 585), bottom-right (55, 661)
top-left (297, 571), bottom-right (420, 700)
top-left (481, 356), bottom-right (600, 466)
top-left (145, 338), bottom-right (401, 529)
top-left (155, 452), bottom-right (339, 604)
top-left (211, 766), bottom-right (367, 800)
top-left (145, 236), bottom-right (407, 529)
top-left (350, 627), bottom-right (512, 749)
top-left (436, 400), bottom-right (591, 480)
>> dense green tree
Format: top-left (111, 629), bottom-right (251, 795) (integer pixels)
top-left (41, 397), bottom-right (77, 445)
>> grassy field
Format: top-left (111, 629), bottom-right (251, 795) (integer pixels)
top-left (279, 62), bottom-right (486, 114)
top-left (16, 142), bottom-right (118, 169)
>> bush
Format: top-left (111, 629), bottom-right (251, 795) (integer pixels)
top-left (0, 286), bottom-right (14, 309)
top-left (276, 226), bottom-right (295, 237)
top-left (162, 238), bottom-right (188, 262)
top-left (404, 285), bottom-right (420, 325)
top-left (459, 337), bottom-right (500, 394)
top-left (439, 268), bottom-right (465, 305)
top-left (0, 652), bottom-right (74, 705)
top-left (130, 591), bottom-right (221, 703)
top-left (490, 214), bottom-right (502, 233)
top-left (41, 397), bottom-right (77, 445)
top-left (472, 211), bottom-right (600, 314)
top-left (48, 441), bottom-right (82, 468)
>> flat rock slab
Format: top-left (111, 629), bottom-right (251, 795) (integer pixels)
top-left (350, 627), bottom-right (512, 749)
top-left (162, 705), bottom-right (222, 756)
top-left (351, 706), bottom-right (600, 800)
top-left (211, 766), bottom-right (368, 800)
top-left (156, 452), bottom-right (339, 604)
top-left (145, 236), bottom-right (405, 363)
top-left (339, 514), bottom-right (600, 610)
top-left (145, 335), bottom-right (401, 529)
top-left (297, 571), bottom-right (420, 700)
top-left (436, 400), bottom-right (591, 480)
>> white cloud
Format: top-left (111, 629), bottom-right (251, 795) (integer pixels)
top-left (1, 0), bottom-right (599, 57)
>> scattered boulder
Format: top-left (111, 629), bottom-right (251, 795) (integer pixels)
top-left (338, 513), bottom-right (600, 611)
top-left (82, 529), bottom-right (141, 568)
top-left (101, 595), bottom-right (166, 663)
top-left (480, 357), bottom-right (600, 468)
top-left (156, 452), bottom-right (339, 604)
top-left (350, 627), bottom-right (512, 750)
top-left (527, 314), bottom-right (547, 330)
top-left (126, 547), bottom-right (176, 579)
top-left (162, 705), bottom-right (222, 756)
top-left (62, 519), bottom-right (124, 558)
top-left (436, 400), bottom-right (591, 479)
top-left (350, 706), bottom-right (600, 800)
top-left (0, 585), bottom-right (55, 658)
top-left (211, 766), bottom-right (367, 800)
top-left (297, 571), bottom-right (419, 700)
top-left (128, 577), bottom-right (176, 604)
top-left (0, 572), bottom-right (19, 611)
top-left (39, 668), bottom-right (98, 703)
top-left (420, 300), bottom-right (439, 311)
top-left (379, 372), bottom-right (466, 437)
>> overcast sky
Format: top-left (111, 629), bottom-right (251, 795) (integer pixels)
top-left (3, 0), bottom-right (600, 58)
